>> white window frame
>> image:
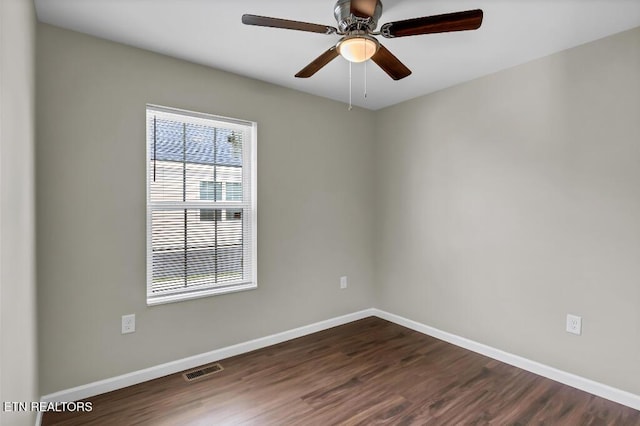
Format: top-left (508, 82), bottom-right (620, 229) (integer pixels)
top-left (146, 105), bottom-right (257, 305)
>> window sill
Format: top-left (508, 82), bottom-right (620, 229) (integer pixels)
top-left (147, 282), bottom-right (257, 306)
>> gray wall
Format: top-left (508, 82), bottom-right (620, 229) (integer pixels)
top-left (374, 27), bottom-right (640, 395)
top-left (37, 24), bottom-right (376, 395)
top-left (0, 0), bottom-right (38, 425)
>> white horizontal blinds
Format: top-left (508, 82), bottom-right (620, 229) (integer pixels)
top-left (147, 107), bottom-right (255, 302)
top-left (150, 209), bottom-right (244, 292)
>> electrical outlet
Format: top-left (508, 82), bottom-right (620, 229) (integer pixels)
top-left (122, 314), bottom-right (136, 334)
top-left (566, 314), bottom-right (582, 335)
top-left (340, 276), bottom-right (348, 289)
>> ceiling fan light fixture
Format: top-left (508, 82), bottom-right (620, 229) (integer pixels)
top-left (242, 2), bottom-right (483, 81)
top-left (337, 34), bottom-right (379, 63)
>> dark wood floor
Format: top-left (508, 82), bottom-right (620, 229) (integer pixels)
top-left (43, 317), bottom-right (640, 425)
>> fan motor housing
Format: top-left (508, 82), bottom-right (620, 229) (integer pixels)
top-left (334, 0), bottom-right (383, 32)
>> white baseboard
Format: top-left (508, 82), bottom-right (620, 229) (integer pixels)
top-left (372, 308), bottom-right (640, 411)
top-left (40, 308), bottom-right (375, 405)
top-left (38, 306), bottom-right (639, 422)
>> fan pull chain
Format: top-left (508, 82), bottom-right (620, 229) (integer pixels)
top-left (364, 60), bottom-right (368, 98)
top-left (348, 61), bottom-right (353, 111)
top-left (364, 38), bottom-right (368, 99)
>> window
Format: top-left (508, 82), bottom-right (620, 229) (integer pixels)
top-left (146, 105), bottom-right (257, 305)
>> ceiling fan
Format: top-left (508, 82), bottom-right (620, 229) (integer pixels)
top-left (242, 0), bottom-right (483, 81)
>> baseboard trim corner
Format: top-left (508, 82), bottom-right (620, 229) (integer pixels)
top-left (371, 308), bottom-right (640, 411)
top-left (39, 308), bottom-right (376, 406)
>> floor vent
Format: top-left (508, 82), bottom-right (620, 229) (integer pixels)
top-left (183, 363), bottom-right (224, 382)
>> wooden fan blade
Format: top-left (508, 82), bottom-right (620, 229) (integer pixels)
top-left (350, 0), bottom-right (378, 19)
top-left (371, 44), bottom-right (412, 80)
top-left (295, 46), bottom-right (340, 78)
top-left (242, 14), bottom-right (337, 35)
top-left (381, 9), bottom-right (483, 38)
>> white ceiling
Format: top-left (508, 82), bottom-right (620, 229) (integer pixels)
top-left (34, 0), bottom-right (640, 110)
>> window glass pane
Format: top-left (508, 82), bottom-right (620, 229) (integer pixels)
top-left (149, 160), bottom-right (183, 202)
top-left (149, 118), bottom-right (182, 203)
top-left (199, 209), bottom-right (222, 221)
top-left (185, 123), bottom-right (215, 165)
top-left (152, 118), bottom-right (184, 163)
top-left (226, 209), bottom-right (242, 221)
top-left (151, 209), bottom-right (186, 293)
top-left (199, 181), bottom-right (222, 201)
top-left (226, 182), bottom-right (242, 201)
top-left (217, 130), bottom-right (243, 167)
top-left (150, 208), bottom-right (244, 293)
top-left (149, 118), bottom-right (244, 203)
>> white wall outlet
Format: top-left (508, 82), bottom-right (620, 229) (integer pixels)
top-left (566, 314), bottom-right (582, 335)
top-left (122, 314), bottom-right (136, 334)
top-left (340, 276), bottom-right (348, 289)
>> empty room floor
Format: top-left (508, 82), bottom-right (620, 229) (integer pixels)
top-left (42, 317), bottom-right (640, 425)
